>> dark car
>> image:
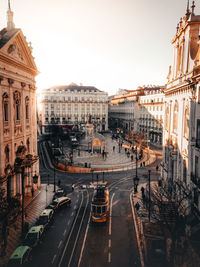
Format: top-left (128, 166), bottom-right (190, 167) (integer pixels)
top-left (7, 246), bottom-right (32, 266)
top-left (47, 196), bottom-right (71, 211)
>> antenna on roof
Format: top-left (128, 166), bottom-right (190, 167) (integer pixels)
top-left (8, 0), bottom-right (11, 10)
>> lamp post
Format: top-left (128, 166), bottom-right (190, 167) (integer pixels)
top-left (133, 146), bottom-right (139, 193)
top-left (148, 170), bottom-right (151, 222)
top-left (14, 147), bottom-right (39, 235)
top-left (54, 162), bottom-right (56, 192)
top-left (91, 170), bottom-right (94, 184)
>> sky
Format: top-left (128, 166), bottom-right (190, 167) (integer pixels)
top-left (0, 0), bottom-right (198, 95)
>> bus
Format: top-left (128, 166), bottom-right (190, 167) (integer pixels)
top-left (91, 185), bottom-right (109, 223)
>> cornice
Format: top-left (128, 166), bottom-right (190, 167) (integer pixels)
top-left (0, 52), bottom-right (39, 76)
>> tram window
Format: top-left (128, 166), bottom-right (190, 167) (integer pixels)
top-left (102, 206), bottom-right (106, 213)
top-left (92, 206), bottom-right (96, 213)
top-left (97, 206), bottom-right (101, 214)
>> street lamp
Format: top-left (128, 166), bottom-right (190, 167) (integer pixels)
top-left (133, 146), bottom-right (139, 193)
top-left (14, 146), bottom-right (38, 235)
top-left (133, 176), bottom-right (139, 193)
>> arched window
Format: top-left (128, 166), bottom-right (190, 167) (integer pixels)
top-left (173, 101), bottom-right (178, 134)
top-left (165, 104), bottom-right (169, 130)
top-left (26, 138), bottom-right (30, 153)
top-left (184, 104), bottom-right (189, 139)
top-left (13, 91), bottom-right (21, 122)
top-left (5, 145), bottom-right (9, 163)
top-left (25, 96), bottom-right (29, 120)
top-left (2, 92), bottom-right (9, 122)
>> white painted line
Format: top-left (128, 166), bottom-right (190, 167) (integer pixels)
top-left (108, 252), bottom-right (111, 263)
top-left (109, 193), bottom-right (115, 236)
top-left (78, 191), bottom-right (94, 267)
top-left (63, 229), bottom-right (67, 236)
top-left (108, 239), bottom-right (111, 248)
top-left (58, 240), bottom-right (62, 249)
top-left (130, 192), bottom-right (144, 267)
top-left (67, 220), bottom-right (70, 226)
top-left (74, 205), bottom-right (77, 210)
top-left (71, 211), bottom-right (74, 217)
top-left (52, 254), bottom-right (57, 264)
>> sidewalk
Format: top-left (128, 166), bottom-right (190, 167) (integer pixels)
top-left (132, 181), bottom-right (200, 267)
top-left (0, 184), bottom-right (55, 266)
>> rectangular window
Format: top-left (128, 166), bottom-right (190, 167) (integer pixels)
top-left (16, 104), bottom-right (20, 120)
top-left (26, 104), bottom-right (29, 119)
top-left (4, 103), bottom-right (8, 121)
top-left (196, 120), bottom-right (200, 148)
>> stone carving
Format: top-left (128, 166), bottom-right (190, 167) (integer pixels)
top-left (7, 42), bottom-right (24, 61)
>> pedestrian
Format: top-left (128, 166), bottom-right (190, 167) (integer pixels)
top-left (131, 155), bottom-right (133, 161)
top-left (31, 187), bottom-right (34, 198)
top-left (156, 165), bottom-right (159, 171)
top-left (141, 186), bottom-right (145, 197)
top-left (113, 146), bottom-right (115, 152)
top-left (135, 202), bottom-right (140, 211)
top-left (72, 184), bottom-right (74, 191)
top-left (140, 162), bottom-right (142, 167)
top-left (143, 161), bottom-right (145, 167)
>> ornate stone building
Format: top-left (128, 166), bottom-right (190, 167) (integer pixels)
top-left (162, 2), bottom-right (200, 220)
top-left (38, 84), bottom-right (108, 134)
top-left (0, 5), bottom-right (39, 199)
top-left (108, 86), bottom-right (164, 145)
top-left (138, 87), bottom-right (164, 145)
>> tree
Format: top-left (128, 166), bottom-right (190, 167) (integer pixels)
top-left (141, 181), bottom-right (188, 266)
top-left (0, 185), bottom-right (21, 248)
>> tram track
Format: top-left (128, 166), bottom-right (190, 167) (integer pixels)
top-left (57, 189), bottom-right (90, 267)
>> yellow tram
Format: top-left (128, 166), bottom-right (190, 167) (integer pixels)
top-left (91, 185), bottom-right (109, 223)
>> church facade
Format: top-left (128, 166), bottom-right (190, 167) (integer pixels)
top-left (0, 6), bottom-right (40, 199)
top-left (162, 2), bottom-right (200, 221)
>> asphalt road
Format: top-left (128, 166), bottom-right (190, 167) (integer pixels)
top-left (32, 140), bottom-right (162, 267)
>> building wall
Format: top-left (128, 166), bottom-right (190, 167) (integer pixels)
top-left (0, 28), bottom-right (39, 199)
top-left (39, 85), bottom-right (108, 133)
top-left (162, 7), bottom-right (200, 219)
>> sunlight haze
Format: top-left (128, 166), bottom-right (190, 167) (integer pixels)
top-left (0, 0), bottom-right (197, 95)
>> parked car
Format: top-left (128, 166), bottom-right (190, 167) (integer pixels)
top-left (53, 189), bottom-right (66, 200)
top-left (24, 225), bottom-right (44, 247)
top-left (47, 196), bottom-right (71, 211)
top-left (36, 209), bottom-right (54, 229)
top-left (7, 246), bottom-right (32, 266)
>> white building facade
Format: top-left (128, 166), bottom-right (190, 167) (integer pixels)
top-left (39, 84), bottom-right (108, 134)
top-left (162, 3), bottom-right (200, 220)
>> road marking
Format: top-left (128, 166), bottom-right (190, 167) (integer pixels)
top-left (63, 229), bottom-right (67, 236)
top-left (74, 205), bottom-right (77, 209)
top-left (58, 240), bottom-right (62, 249)
top-left (67, 220), bottom-right (70, 226)
top-left (52, 254), bottom-right (57, 264)
top-left (71, 211), bottom-right (74, 217)
top-left (109, 193), bottom-right (115, 236)
top-left (108, 239), bottom-right (111, 248)
top-left (78, 191), bottom-right (94, 267)
top-left (108, 252), bottom-right (111, 263)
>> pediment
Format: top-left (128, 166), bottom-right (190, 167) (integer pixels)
top-left (0, 29), bottom-right (38, 75)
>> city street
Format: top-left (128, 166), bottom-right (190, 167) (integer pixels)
top-left (32, 135), bottom-right (162, 267)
